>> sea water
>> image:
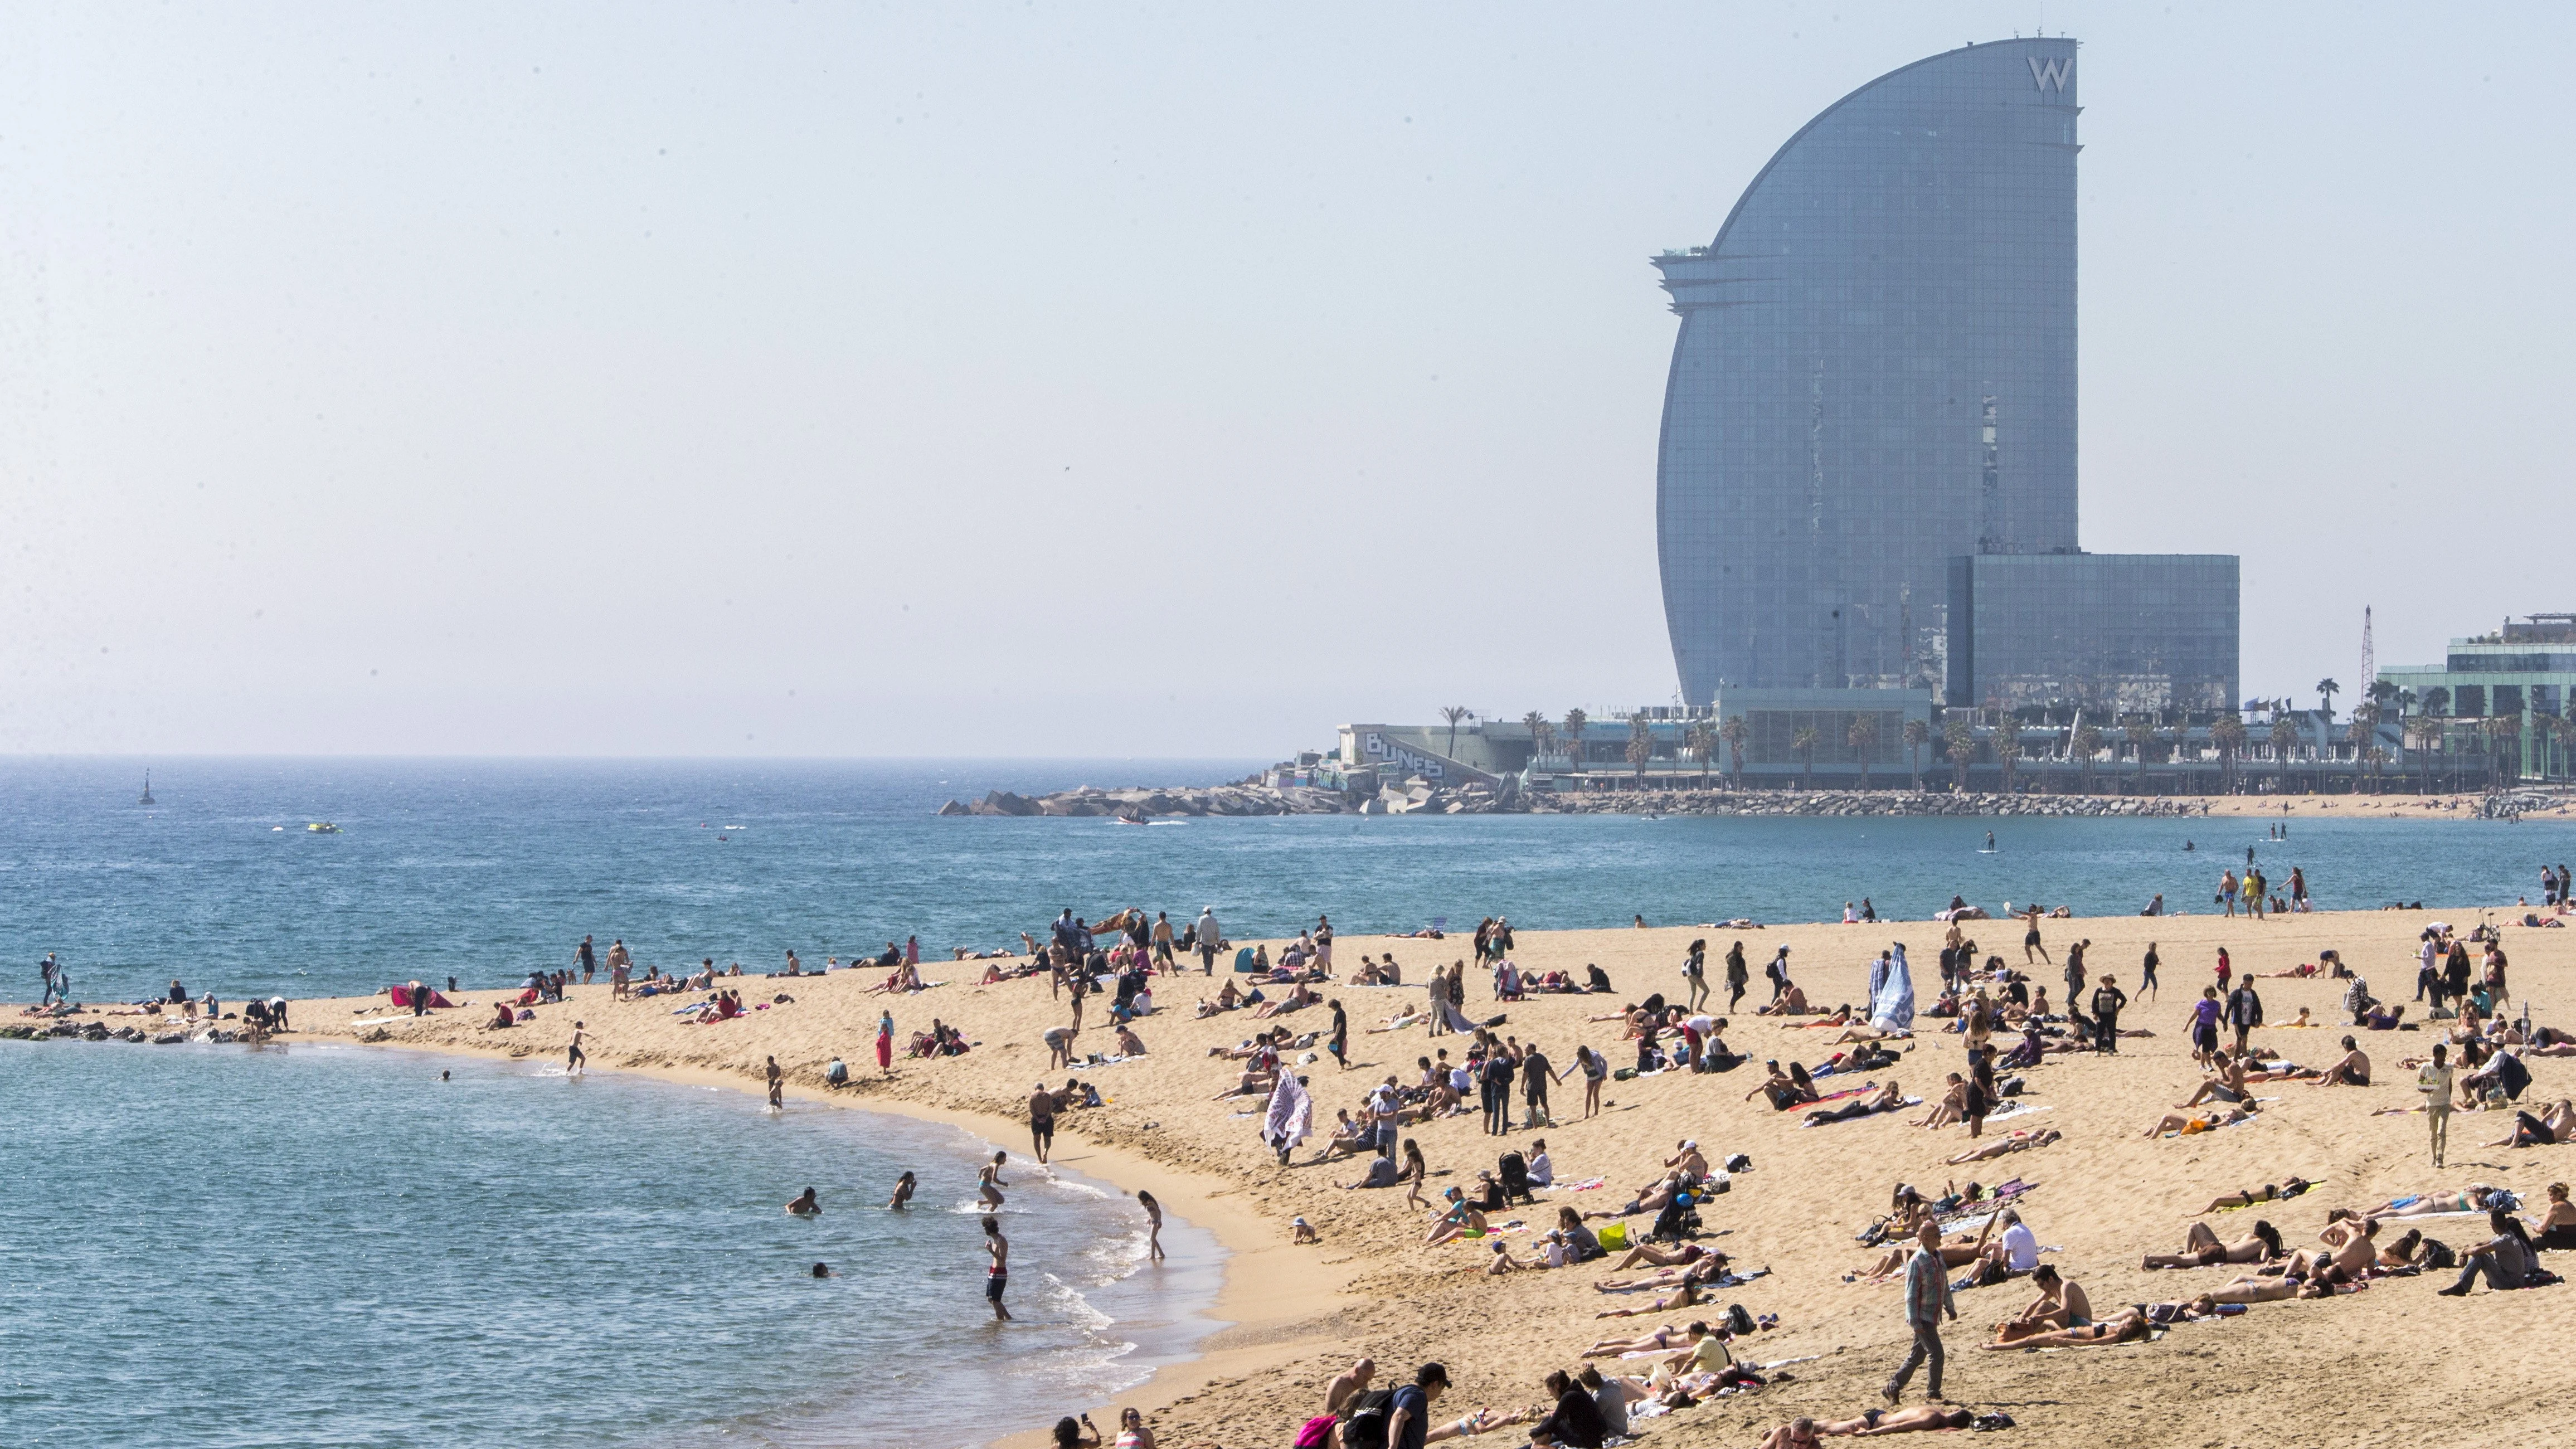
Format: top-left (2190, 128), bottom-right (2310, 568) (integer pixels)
top-left (0, 1038), bottom-right (1222, 1449)
top-left (3, 756), bottom-right (2571, 1004)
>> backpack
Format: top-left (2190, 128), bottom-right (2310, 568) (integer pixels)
top-left (1726, 1153), bottom-right (1753, 1173)
top-left (1339, 1388), bottom-right (1396, 1449)
top-left (2421, 1237), bottom-right (2456, 1271)
top-left (1727, 1302), bottom-right (1756, 1336)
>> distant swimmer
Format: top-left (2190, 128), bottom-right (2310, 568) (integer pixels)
top-left (766, 1055), bottom-right (784, 1109)
top-left (983, 1215), bottom-right (1013, 1320)
top-left (786, 1187), bottom-right (821, 1216)
top-left (810, 1262), bottom-right (836, 1278)
top-left (888, 1170), bottom-right (917, 1210)
top-left (2185, 840), bottom-right (2196, 852)
top-left (1986, 832), bottom-right (1996, 853)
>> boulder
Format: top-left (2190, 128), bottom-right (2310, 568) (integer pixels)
top-left (976, 790), bottom-right (1043, 817)
top-left (934, 799), bottom-right (971, 817)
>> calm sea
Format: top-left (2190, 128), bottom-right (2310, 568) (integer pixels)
top-left (0, 1038), bottom-right (1223, 1449)
top-left (3, 756), bottom-right (2570, 1005)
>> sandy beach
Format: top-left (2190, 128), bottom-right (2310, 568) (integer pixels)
top-left (39, 903), bottom-right (2576, 1448)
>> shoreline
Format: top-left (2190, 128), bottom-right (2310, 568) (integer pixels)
top-left (275, 1026), bottom-right (1357, 1449)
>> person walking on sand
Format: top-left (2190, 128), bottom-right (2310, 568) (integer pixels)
top-left (1884, 1221), bottom-right (1957, 1404)
top-left (577, 934), bottom-right (596, 986)
top-left (1682, 939), bottom-right (1709, 1012)
top-left (766, 1056), bottom-right (784, 1109)
top-left (2089, 978), bottom-right (2126, 1055)
top-left (567, 1020), bottom-right (589, 1075)
top-left (1724, 941), bottom-right (1749, 1013)
top-left (2140, 943), bottom-right (2160, 1001)
top-left (983, 1215), bottom-right (1014, 1321)
top-left (1195, 907), bottom-right (1221, 974)
top-left (1139, 1189), bottom-right (1165, 1261)
top-left (1328, 999), bottom-right (1349, 1070)
top-left (2419, 1044), bottom-right (2455, 1169)
top-left (1029, 1081), bottom-right (1057, 1164)
top-left (877, 1010), bottom-right (895, 1076)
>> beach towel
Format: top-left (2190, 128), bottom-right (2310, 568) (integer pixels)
top-left (1981, 1100), bottom-right (2055, 1126)
top-left (1559, 1176), bottom-right (1608, 1192)
top-left (1262, 1071), bottom-right (1313, 1155)
top-left (1870, 944), bottom-right (1917, 1032)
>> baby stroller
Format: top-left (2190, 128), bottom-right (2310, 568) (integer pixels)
top-left (1497, 1151), bottom-right (1535, 1206)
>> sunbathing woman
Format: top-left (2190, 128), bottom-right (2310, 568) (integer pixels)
top-left (2142, 1101), bottom-right (2256, 1137)
top-left (1983, 1310), bottom-right (2151, 1350)
top-left (1579, 1324), bottom-right (1690, 1359)
top-left (2534, 1182), bottom-right (2576, 1249)
top-left (2361, 1184), bottom-right (2506, 1221)
top-left (1602, 1238), bottom-right (1717, 1273)
top-left (1805, 1079), bottom-right (1904, 1126)
top-left (1856, 1214), bottom-right (2000, 1280)
top-left (1593, 1268), bottom-right (1717, 1318)
top-left (1593, 1256), bottom-right (1736, 1295)
top-left (2187, 1178), bottom-right (2313, 1215)
top-left (1947, 1127), bottom-right (2062, 1165)
top-left (2141, 1219), bottom-right (2283, 1270)
top-left (1811, 1405), bottom-right (1975, 1435)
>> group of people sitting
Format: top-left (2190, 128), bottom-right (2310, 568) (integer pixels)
top-left (907, 1018), bottom-right (969, 1058)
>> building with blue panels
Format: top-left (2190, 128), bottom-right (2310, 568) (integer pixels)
top-left (1652, 38), bottom-right (2238, 714)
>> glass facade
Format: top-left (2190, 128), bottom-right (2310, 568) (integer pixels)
top-left (1653, 39), bottom-right (2081, 703)
top-left (1945, 553), bottom-right (2239, 712)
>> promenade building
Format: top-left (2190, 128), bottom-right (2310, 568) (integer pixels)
top-left (1651, 37), bottom-right (2238, 714)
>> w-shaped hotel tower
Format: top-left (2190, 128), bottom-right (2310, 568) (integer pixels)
top-left (1651, 38), bottom-right (2238, 716)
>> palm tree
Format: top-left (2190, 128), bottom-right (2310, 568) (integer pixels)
top-left (1994, 717), bottom-right (2024, 794)
top-left (2407, 713), bottom-right (2441, 795)
top-left (2267, 713), bottom-right (2298, 795)
top-left (1562, 709), bottom-right (1588, 775)
top-left (1685, 720), bottom-right (1716, 789)
top-left (1902, 717), bottom-right (1929, 792)
top-left (1440, 707), bottom-right (1475, 760)
top-left (1522, 711), bottom-right (1554, 771)
top-left (2070, 721), bottom-right (2102, 794)
top-left (1943, 717), bottom-right (1976, 793)
top-left (1846, 713), bottom-right (1879, 791)
top-left (2316, 678), bottom-right (2340, 726)
top-left (2349, 704), bottom-right (2381, 793)
top-left (2488, 714), bottom-right (2521, 787)
top-left (1626, 716), bottom-right (1653, 786)
top-left (2210, 714), bottom-right (2248, 794)
top-left (1791, 727), bottom-right (1820, 789)
top-left (1720, 714), bottom-right (1749, 791)
top-left (2364, 743), bottom-right (2389, 791)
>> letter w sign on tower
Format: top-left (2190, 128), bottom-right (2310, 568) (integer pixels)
top-left (2028, 56), bottom-right (2073, 92)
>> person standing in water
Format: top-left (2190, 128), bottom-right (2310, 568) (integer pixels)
top-left (980, 1152), bottom-right (1009, 1208)
top-left (1985, 831), bottom-right (1995, 852)
top-left (1138, 1190), bottom-right (1165, 1261)
top-left (983, 1215), bottom-right (1013, 1321)
top-left (567, 1021), bottom-right (589, 1076)
top-left (766, 1056), bottom-right (784, 1109)
top-left (888, 1171), bottom-right (917, 1210)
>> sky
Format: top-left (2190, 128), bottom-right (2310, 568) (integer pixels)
top-left (4, 2), bottom-right (2570, 758)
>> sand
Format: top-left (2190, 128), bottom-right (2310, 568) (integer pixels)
top-left (49, 904), bottom-right (2576, 1448)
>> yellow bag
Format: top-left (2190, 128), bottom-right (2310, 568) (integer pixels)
top-left (1597, 1222), bottom-right (1628, 1250)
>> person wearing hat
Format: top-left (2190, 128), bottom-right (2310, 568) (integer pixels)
top-left (1384, 1363), bottom-right (1491, 1448)
top-left (1292, 1215), bottom-right (1321, 1244)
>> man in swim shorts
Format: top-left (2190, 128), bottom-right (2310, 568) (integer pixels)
top-left (1029, 1081), bottom-right (1058, 1164)
top-left (983, 1215), bottom-right (1013, 1320)
top-left (567, 1021), bottom-right (588, 1074)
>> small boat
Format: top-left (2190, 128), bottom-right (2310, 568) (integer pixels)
top-left (139, 771), bottom-right (156, 806)
top-left (307, 822), bottom-right (341, 834)
top-left (1113, 811), bottom-right (1150, 825)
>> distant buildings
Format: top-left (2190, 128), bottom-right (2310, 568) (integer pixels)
top-left (2381, 614), bottom-right (2576, 780)
top-left (1650, 37), bottom-right (2238, 715)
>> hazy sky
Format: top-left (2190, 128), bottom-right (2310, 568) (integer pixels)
top-left (6, 2), bottom-right (2570, 758)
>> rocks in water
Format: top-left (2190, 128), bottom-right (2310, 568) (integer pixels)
top-left (970, 790), bottom-right (1043, 817)
top-left (934, 799), bottom-right (972, 816)
top-left (152, 1031), bottom-right (187, 1045)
